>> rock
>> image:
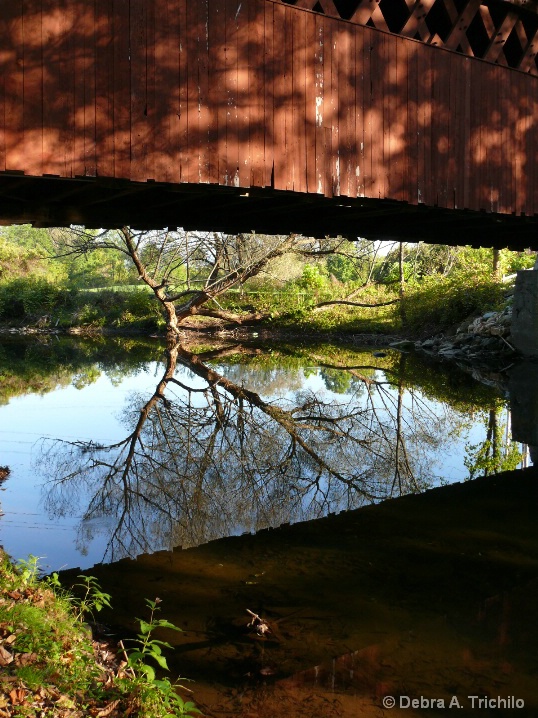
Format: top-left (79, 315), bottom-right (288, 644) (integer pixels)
top-left (389, 340), bottom-right (415, 350)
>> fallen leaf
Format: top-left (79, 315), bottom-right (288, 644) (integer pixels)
top-left (96, 699), bottom-right (121, 717)
top-left (15, 652), bottom-right (39, 666)
top-left (9, 687), bottom-right (26, 705)
top-left (0, 645), bottom-right (13, 666)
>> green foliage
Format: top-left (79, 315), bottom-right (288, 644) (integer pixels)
top-left (297, 263), bottom-right (329, 291)
top-left (121, 598), bottom-right (201, 717)
top-left (402, 274), bottom-right (505, 334)
top-left (71, 574), bottom-right (112, 622)
top-left (0, 277), bottom-right (74, 321)
top-left (0, 553), bottom-right (199, 717)
top-left (326, 253), bottom-right (361, 283)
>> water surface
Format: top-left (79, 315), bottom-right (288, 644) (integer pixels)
top-left (0, 335), bottom-right (519, 571)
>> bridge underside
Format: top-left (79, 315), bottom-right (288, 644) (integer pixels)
top-left (1, 173), bottom-right (535, 249)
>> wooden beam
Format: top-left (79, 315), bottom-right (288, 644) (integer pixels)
top-left (441, 0), bottom-right (475, 55)
top-left (484, 10), bottom-right (519, 63)
top-left (349, 0), bottom-right (382, 27)
top-left (399, 0), bottom-right (437, 40)
top-left (444, 0), bottom-right (481, 51)
top-left (518, 25), bottom-right (538, 72)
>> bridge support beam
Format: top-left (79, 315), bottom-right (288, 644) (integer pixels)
top-left (511, 269), bottom-right (538, 357)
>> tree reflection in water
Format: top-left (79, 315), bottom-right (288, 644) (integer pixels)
top-left (39, 342), bottom-right (455, 562)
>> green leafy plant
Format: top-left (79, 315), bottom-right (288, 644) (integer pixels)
top-left (71, 574), bottom-right (113, 622)
top-left (122, 598), bottom-right (201, 717)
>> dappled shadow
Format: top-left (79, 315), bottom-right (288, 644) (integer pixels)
top-left (0, 0), bottom-right (537, 229)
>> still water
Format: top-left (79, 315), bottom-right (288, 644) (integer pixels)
top-left (1, 335), bottom-right (537, 717)
top-left (0, 335), bottom-right (518, 571)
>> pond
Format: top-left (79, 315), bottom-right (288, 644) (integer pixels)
top-left (1, 335), bottom-right (537, 716)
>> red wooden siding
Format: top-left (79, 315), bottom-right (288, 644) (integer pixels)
top-left (0, 0), bottom-right (536, 217)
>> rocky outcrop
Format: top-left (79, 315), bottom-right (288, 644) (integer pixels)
top-left (412, 307), bottom-right (515, 368)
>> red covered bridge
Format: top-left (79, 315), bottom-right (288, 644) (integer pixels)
top-left (0, 0), bottom-right (537, 246)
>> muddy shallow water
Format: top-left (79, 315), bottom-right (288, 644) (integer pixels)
top-left (65, 468), bottom-right (538, 718)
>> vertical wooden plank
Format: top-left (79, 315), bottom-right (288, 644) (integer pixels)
top-left (72, 0), bottom-right (85, 176)
top-left (330, 18), bottom-right (340, 197)
top-left (206, 0), bottom-right (220, 185)
top-left (370, 31), bottom-right (383, 199)
top-left (520, 74), bottom-right (530, 215)
top-left (512, 75), bottom-right (522, 214)
top-left (354, 24), bottom-right (365, 198)
top-left (22, 0), bottom-right (44, 176)
top-left (469, 59), bottom-right (483, 211)
top-left (381, 32), bottom-right (392, 201)
top-left (314, 12), bottom-right (325, 195)
top-left (480, 63), bottom-right (490, 211)
top-left (449, 53), bottom-right (461, 209)
top-left (113, 0), bottom-right (131, 180)
top-left (145, 0), bottom-right (156, 180)
top-left (95, 0), bottom-right (114, 178)
top-left (236, 0), bottom-right (250, 188)
top-left (197, 0), bottom-right (211, 185)
top-left (223, 0), bottom-right (239, 187)
top-left (362, 26), bottom-right (373, 200)
top-left (84, 0), bottom-right (97, 177)
top-left (337, 24), bottom-right (352, 198)
top-left (323, 16), bottom-right (334, 197)
top-left (0, 0), bottom-right (11, 171)
top-left (40, 0), bottom-right (60, 175)
top-left (214, 0), bottom-right (228, 186)
top-left (60, 0), bottom-right (75, 178)
top-left (0, 7), bottom-right (5, 171)
top-left (248, 0), bottom-right (265, 189)
top-left (462, 57), bottom-right (471, 210)
top-left (406, 39), bottom-right (418, 205)
top-left (163, 0), bottom-right (180, 185)
top-left (292, 6), bottom-right (307, 192)
top-left (383, 33), bottom-right (394, 201)
top-left (178, 0), bottom-right (188, 182)
top-left (430, 47), bottom-right (440, 206)
top-left (284, 4), bottom-right (294, 191)
top-left (525, 77), bottom-right (536, 215)
top-left (4, 1), bottom-right (25, 172)
top-left (489, 65), bottom-right (500, 213)
top-left (183, 0), bottom-right (198, 184)
top-left (422, 47), bottom-right (433, 206)
top-left (130, 0), bottom-right (147, 181)
top-left (168, 0), bottom-right (182, 185)
top-left (154, 0), bottom-right (173, 183)
top-left (438, 49), bottom-right (450, 208)
top-left (448, 55), bottom-right (465, 209)
top-left (272, 1), bottom-right (287, 191)
top-left (497, 69), bottom-right (508, 214)
top-left (389, 35), bottom-right (406, 202)
top-left (73, 0), bottom-right (96, 177)
top-left (303, 11), bottom-right (315, 194)
top-left (263, 0), bottom-right (274, 188)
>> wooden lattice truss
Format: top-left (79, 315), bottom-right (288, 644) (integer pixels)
top-left (279, 0), bottom-right (538, 75)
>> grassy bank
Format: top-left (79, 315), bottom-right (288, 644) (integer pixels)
top-left (0, 273), bottom-right (509, 338)
top-left (0, 552), bottom-right (199, 717)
